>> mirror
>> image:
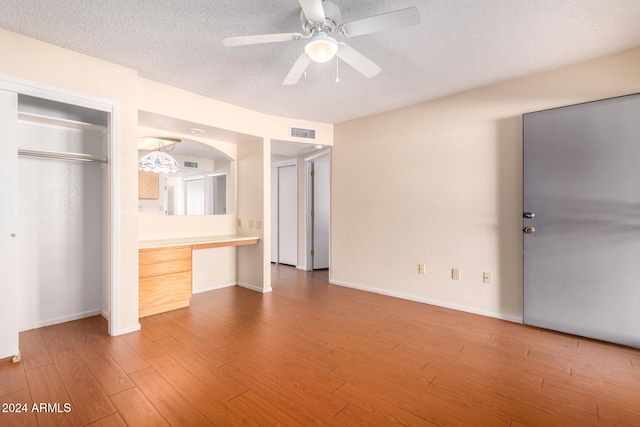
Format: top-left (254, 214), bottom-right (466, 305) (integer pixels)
top-left (166, 172), bottom-right (227, 215)
top-left (138, 137), bottom-right (232, 216)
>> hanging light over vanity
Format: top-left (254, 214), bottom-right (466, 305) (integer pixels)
top-left (138, 137), bottom-right (180, 174)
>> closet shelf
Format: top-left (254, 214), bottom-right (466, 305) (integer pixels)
top-left (18, 148), bottom-right (107, 163)
top-left (18, 112), bottom-right (107, 133)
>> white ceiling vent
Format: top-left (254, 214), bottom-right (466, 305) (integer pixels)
top-left (184, 160), bottom-right (198, 168)
top-left (289, 126), bottom-right (317, 140)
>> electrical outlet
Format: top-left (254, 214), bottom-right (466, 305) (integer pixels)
top-left (256, 220), bottom-right (261, 229)
top-left (237, 218), bottom-right (242, 227)
top-left (452, 268), bottom-right (461, 280)
top-left (483, 272), bottom-right (492, 284)
top-left (249, 220), bottom-right (254, 229)
top-left (418, 264), bottom-right (425, 275)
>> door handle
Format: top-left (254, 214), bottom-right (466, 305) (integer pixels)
top-left (523, 212), bottom-right (535, 219)
top-left (523, 226), bottom-right (535, 234)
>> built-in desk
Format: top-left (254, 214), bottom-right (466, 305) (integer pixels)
top-left (139, 235), bottom-right (260, 250)
top-left (138, 235), bottom-right (259, 317)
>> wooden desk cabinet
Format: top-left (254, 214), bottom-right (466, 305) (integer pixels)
top-left (139, 245), bottom-right (192, 317)
top-left (138, 235), bottom-right (259, 318)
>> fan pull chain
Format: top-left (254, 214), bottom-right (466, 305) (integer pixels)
top-left (336, 56), bottom-right (340, 83)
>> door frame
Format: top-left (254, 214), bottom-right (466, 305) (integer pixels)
top-left (304, 148), bottom-right (331, 271)
top-left (0, 73), bottom-right (120, 338)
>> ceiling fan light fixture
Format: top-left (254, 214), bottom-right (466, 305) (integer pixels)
top-left (305, 34), bottom-right (339, 63)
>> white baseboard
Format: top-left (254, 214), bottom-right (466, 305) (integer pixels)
top-left (193, 282), bottom-right (237, 294)
top-left (20, 309), bottom-right (103, 331)
top-left (113, 323), bottom-right (141, 336)
top-left (329, 279), bottom-right (523, 324)
top-left (193, 282), bottom-right (273, 294)
top-left (237, 282), bottom-right (273, 293)
top-left (101, 310), bottom-right (141, 336)
top-left (20, 309), bottom-right (141, 336)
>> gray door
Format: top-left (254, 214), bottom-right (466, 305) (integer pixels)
top-left (312, 156), bottom-right (330, 269)
top-left (523, 94), bottom-right (640, 348)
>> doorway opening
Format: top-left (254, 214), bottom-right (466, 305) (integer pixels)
top-left (305, 150), bottom-right (330, 271)
top-left (271, 160), bottom-right (298, 266)
top-left (270, 141), bottom-right (331, 276)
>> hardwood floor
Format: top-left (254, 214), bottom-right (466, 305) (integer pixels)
top-left (2, 264), bottom-right (640, 426)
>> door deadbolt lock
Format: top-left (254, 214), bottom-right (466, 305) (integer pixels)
top-left (523, 212), bottom-right (535, 219)
top-left (523, 226), bottom-right (535, 234)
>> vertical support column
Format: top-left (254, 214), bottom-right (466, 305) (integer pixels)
top-left (237, 137), bottom-right (271, 292)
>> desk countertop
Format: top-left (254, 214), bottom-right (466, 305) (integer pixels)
top-left (139, 235), bottom-right (260, 249)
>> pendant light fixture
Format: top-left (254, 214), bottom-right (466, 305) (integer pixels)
top-left (138, 138), bottom-right (180, 174)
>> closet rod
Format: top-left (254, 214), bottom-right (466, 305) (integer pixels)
top-left (18, 148), bottom-right (107, 163)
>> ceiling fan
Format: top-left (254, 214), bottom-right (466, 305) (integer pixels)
top-left (223, 0), bottom-right (421, 85)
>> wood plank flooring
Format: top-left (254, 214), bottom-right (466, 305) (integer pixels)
top-left (2, 264), bottom-right (640, 426)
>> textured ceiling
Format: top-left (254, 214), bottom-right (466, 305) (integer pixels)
top-left (2, 0), bottom-right (640, 124)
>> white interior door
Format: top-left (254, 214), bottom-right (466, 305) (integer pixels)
top-left (270, 167), bottom-right (278, 263)
top-left (312, 156), bottom-right (330, 269)
top-left (0, 90), bottom-right (19, 358)
top-left (185, 177), bottom-right (205, 215)
top-left (277, 165), bottom-right (297, 266)
top-left (523, 94), bottom-right (640, 348)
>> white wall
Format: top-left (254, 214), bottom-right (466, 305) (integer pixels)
top-left (192, 247), bottom-right (237, 293)
top-left (332, 48), bottom-right (640, 321)
top-left (138, 214), bottom-right (237, 241)
top-left (237, 138), bottom-right (270, 292)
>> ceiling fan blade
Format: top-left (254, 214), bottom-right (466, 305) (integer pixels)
top-left (283, 53), bottom-right (312, 85)
top-left (340, 6), bottom-right (421, 37)
top-left (223, 33), bottom-right (302, 47)
top-left (337, 44), bottom-right (381, 78)
top-left (298, 0), bottom-right (326, 24)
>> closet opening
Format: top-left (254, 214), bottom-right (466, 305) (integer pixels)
top-left (16, 94), bottom-right (111, 332)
